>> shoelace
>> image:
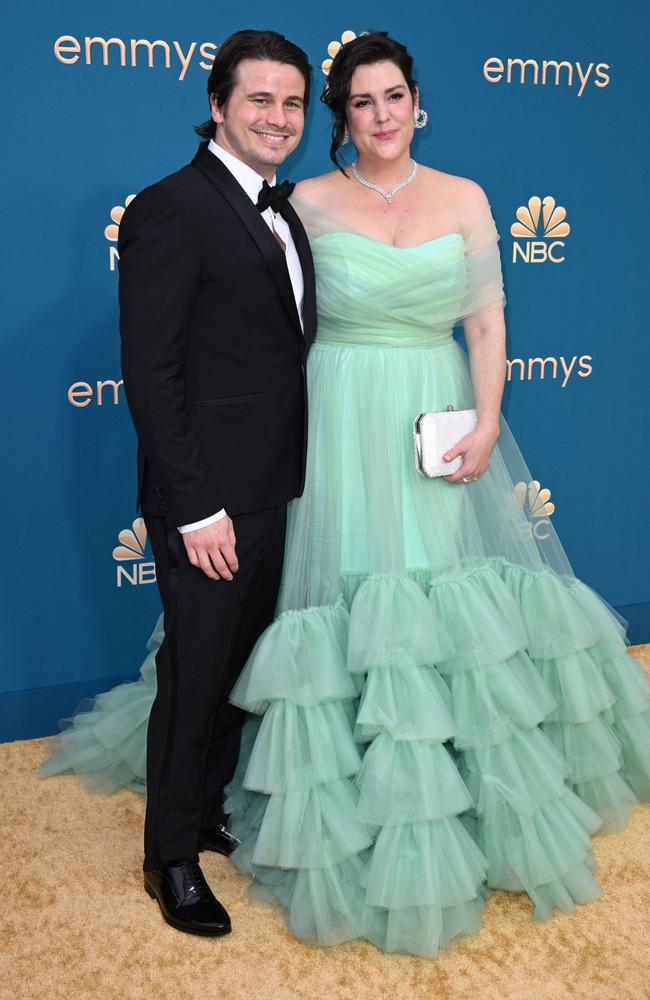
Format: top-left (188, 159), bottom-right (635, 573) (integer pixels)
top-left (179, 861), bottom-right (209, 901)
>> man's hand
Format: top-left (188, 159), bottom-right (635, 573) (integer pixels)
top-left (182, 516), bottom-right (238, 581)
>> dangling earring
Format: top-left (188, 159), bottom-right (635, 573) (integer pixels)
top-left (413, 107), bottom-right (428, 129)
top-left (341, 126), bottom-right (350, 146)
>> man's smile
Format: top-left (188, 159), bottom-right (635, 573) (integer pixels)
top-left (252, 129), bottom-right (292, 145)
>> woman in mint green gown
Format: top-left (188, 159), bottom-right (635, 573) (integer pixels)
top-left (42, 33), bottom-right (650, 958)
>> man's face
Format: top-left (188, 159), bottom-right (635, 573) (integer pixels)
top-left (211, 59), bottom-right (306, 179)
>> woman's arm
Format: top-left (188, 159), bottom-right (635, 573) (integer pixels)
top-left (443, 181), bottom-right (507, 483)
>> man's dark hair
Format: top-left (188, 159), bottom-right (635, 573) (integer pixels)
top-left (321, 32), bottom-right (418, 172)
top-left (195, 29), bottom-right (312, 138)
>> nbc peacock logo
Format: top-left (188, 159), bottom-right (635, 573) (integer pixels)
top-left (321, 31), bottom-right (364, 74)
top-left (515, 480), bottom-right (555, 540)
top-left (112, 517), bottom-right (156, 588)
top-left (510, 196), bottom-right (570, 264)
top-left (104, 194), bottom-right (136, 271)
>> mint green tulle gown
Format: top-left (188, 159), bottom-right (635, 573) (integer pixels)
top-left (41, 195), bottom-right (650, 959)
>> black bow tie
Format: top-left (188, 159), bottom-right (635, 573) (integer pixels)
top-left (256, 179), bottom-right (295, 214)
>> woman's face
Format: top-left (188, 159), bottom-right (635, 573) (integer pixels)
top-left (345, 60), bottom-right (417, 165)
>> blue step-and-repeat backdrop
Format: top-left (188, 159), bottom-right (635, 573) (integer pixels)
top-left (2, 1), bottom-right (648, 740)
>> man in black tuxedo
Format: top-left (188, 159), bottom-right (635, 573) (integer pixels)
top-left (118, 30), bottom-right (315, 937)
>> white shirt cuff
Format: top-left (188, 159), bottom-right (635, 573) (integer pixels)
top-left (178, 509), bottom-right (227, 533)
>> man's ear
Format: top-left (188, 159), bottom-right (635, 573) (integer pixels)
top-left (210, 93), bottom-right (224, 125)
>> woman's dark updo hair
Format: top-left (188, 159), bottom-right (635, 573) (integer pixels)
top-left (321, 31), bottom-right (418, 172)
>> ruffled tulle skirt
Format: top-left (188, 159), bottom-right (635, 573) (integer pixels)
top-left (223, 339), bottom-right (650, 956)
top-left (40, 620), bottom-right (163, 796)
top-left (41, 338), bottom-right (650, 959)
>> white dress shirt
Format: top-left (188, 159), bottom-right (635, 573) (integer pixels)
top-left (178, 139), bottom-right (304, 534)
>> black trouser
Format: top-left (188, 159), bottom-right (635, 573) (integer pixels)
top-left (142, 505), bottom-right (287, 870)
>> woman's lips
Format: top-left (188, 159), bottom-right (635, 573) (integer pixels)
top-left (373, 129), bottom-right (398, 140)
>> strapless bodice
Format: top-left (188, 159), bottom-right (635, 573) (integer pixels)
top-left (312, 232), bottom-right (467, 349)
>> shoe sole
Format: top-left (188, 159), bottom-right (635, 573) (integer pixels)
top-left (198, 842), bottom-right (235, 857)
top-left (144, 882), bottom-right (232, 938)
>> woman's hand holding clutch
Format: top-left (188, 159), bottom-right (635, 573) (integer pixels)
top-left (442, 424), bottom-right (499, 484)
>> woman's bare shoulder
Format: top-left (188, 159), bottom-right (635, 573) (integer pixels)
top-left (418, 164), bottom-right (489, 206)
top-left (418, 166), bottom-right (492, 238)
top-left (294, 170), bottom-right (349, 205)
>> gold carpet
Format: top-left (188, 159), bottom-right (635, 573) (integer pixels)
top-left (1, 648), bottom-right (649, 1000)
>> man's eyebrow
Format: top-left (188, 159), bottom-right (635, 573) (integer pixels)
top-left (247, 91), bottom-right (305, 102)
top-left (349, 84), bottom-right (406, 100)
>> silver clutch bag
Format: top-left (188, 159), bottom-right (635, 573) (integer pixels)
top-left (413, 406), bottom-right (477, 477)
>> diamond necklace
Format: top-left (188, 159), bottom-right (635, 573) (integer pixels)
top-left (351, 159), bottom-right (418, 204)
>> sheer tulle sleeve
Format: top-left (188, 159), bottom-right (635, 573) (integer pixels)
top-left (460, 195), bottom-right (506, 320)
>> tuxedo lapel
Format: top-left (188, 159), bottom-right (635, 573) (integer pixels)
top-left (283, 200), bottom-right (317, 351)
top-left (191, 144), bottom-right (303, 338)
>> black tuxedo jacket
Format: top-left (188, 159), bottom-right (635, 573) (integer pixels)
top-left (118, 143), bottom-right (316, 526)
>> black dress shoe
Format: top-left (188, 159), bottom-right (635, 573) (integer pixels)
top-left (144, 861), bottom-right (231, 937)
top-left (198, 824), bottom-right (241, 857)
